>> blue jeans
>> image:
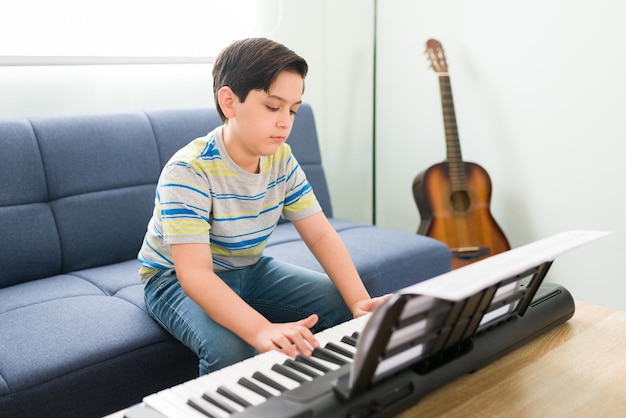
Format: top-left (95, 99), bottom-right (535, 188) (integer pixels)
top-left (144, 256), bottom-right (352, 375)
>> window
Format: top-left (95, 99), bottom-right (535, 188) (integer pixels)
top-left (0, 0), bottom-right (283, 64)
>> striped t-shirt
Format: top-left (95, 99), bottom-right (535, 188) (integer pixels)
top-left (138, 126), bottom-right (321, 281)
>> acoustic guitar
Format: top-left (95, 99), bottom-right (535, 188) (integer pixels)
top-left (412, 39), bottom-right (510, 269)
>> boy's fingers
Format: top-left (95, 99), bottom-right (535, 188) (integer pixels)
top-left (299, 313), bottom-right (318, 328)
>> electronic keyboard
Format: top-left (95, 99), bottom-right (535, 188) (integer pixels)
top-left (124, 231), bottom-right (608, 418)
top-left (124, 282), bottom-right (574, 418)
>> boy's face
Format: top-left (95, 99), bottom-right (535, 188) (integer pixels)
top-left (227, 70), bottom-right (304, 161)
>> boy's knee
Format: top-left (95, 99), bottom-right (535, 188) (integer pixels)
top-left (196, 334), bottom-right (256, 375)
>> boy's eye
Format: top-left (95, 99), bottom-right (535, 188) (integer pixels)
top-left (266, 105), bottom-right (298, 116)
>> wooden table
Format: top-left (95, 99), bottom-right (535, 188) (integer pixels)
top-left (108, 301), bottom-right (625, 418)
top-left (397, 301), bottom-right (626, 417)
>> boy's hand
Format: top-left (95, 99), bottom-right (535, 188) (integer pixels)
top-left (255, 314), bottom-right (320, 357)
top-left (351, 294), bottom-right (392, 318)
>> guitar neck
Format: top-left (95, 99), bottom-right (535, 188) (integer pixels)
top-left (438, 74), bottom-right (467, 191)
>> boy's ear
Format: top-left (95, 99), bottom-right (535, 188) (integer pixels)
top-left (217, 87), bottom-right (236, 119)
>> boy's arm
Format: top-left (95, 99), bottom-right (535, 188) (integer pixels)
top-left (293, 212), bottom-right (391, 317)
top-left (171, 243), bottom-right (319, 357)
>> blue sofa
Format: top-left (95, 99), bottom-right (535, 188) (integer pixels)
top-left (0, 104), bottom-right (451, 417)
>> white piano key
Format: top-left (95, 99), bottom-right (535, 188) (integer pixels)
top-left (143, 389), bottom-right (208, 418)
top-left (320, 315), bottom-right (368, 339)
top-left (193, 374), bottom-right (221, 392)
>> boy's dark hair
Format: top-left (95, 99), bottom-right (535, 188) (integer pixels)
top-left (212, 38), bottom-right (308, 122)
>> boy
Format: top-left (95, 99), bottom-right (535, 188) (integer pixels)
top-left (138, 38), bottom-right (389, 375)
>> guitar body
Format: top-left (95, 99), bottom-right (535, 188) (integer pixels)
top-left (413, 161), bottom-right (510, 269)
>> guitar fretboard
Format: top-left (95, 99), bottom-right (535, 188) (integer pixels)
top-left (438, 74), bottom-right (467, 192)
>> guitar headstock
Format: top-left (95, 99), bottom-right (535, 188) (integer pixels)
top-left (425, 39), bottom-right (448, 74)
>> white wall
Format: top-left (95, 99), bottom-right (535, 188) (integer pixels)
top-left (376, 0), bottom-right (625, 311)
top-left (270, 0), bottom-right (375, 224)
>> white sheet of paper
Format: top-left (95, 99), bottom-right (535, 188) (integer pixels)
top-left (398, 230), bottom-right (611, 301)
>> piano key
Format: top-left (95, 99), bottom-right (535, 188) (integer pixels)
top-left (295, 354), bottom-right (332, 373)
top-left (238, 372), bottom-right (281, 397)
top-left (315, 332), bottom-right (356, 359)
top-left (283, 358), bottom-right (322, 378)
top-left (199, 392), bottom-right (238, 414)
top-left (325, 341), bottom-right (355, 359)
top-left (187, 396), bottom-right (230, 418)
top-left (255, 367), bottom-right (303, 390)
top-left (271, 363), bottom-right (311, 384)
top-left (143, 389), bottom-right (207, 418)
top-left (232, 355), bottom-right (282, 396)
top-left (311, 347), bottom-right (349, 365)
top-left (320, 315), bottom-right (368, 339)
top-left (171, 382), bottom-right (242, 414)
top-left (305, 351), bottom-right (341, 371)
top-left (191, 367), bottom-right (264, 409)
top-left (212, 368), bottom-right (269, 406)
top-left (252, 351), bottom-right (302, 390)
top-left (237, 376), bottom-right (275, 398)
top-left (341, 335), bottom-right (358, 347)
top-left (252, 371), bottom-right (289, 393)
top-left (216, 386), bottom-right (252, 408)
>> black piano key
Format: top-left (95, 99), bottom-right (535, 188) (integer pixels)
top-left (312, 347), bottom-right (349, 365)
top-left (187, 396), bottom-right (223, 418)
top-left (201, 392), bottom-right (238, 414)
top-left (341, 335), bottom-right (358, 347)
top-left (216, 385), bottom-right (252, 408)
top-left (325, 341), bottom-right (354, 359)
top-left (238, 377), bottom-right (274, 398)
top-left (252, 371), bottom-right (288, 393)
top-left (284, 358), bottom-right (321, 378)
top-left (271, 363), bottom-right (309, 384)
top-left (295, 354), bottom-right (332, 373)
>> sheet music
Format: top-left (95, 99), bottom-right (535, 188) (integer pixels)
top-left (399, 230), bottom-right (610, 301)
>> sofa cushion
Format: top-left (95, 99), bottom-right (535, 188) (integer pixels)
top-left (30, 113), bottom-right (161, 200)
top-left (145, 108), bottom-right (222, 168)
top-left (0, 260), bottom-right (198, 417)
top-left (0, 120), bottom-right (48, 206)
top-left (0, 203), bottom-right (61, 288)
top-left (50, 186), bottom-right (155, 272)
top-left (0, 120), bottom-right (62, 288)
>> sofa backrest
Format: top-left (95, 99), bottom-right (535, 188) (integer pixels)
top-left (0, 104), bottom-right (331, 289)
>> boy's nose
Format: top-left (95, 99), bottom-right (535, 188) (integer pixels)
top-left (277, 110), bottom-right (292, 129)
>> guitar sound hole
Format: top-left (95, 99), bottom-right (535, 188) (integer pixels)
top-left (450, 191), bottom-right (470, 212)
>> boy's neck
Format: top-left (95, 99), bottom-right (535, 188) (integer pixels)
top-left (221, 127), bottom-right (261, 174)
